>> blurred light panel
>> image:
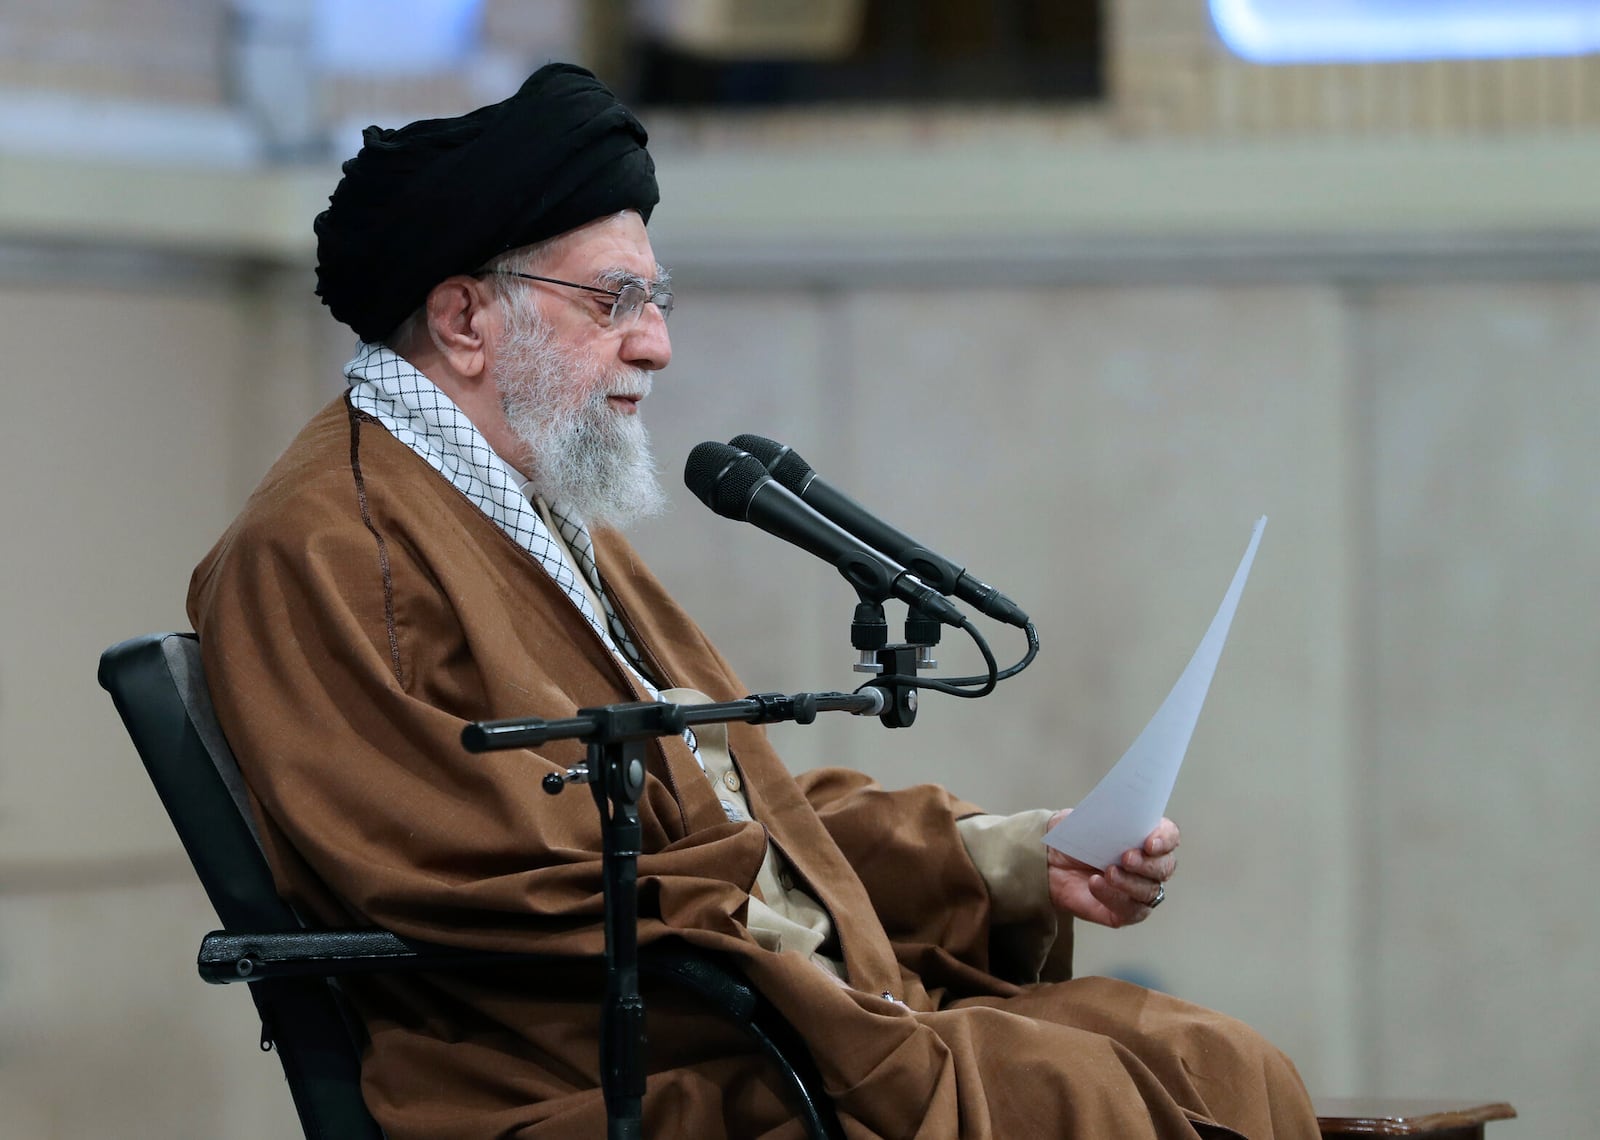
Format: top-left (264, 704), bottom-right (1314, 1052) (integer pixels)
top-left (1211, 0), bottom-right (1600, 63)
top-left (314, 0), bottom-right (484, 73)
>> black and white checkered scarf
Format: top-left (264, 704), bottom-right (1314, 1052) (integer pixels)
top-left (342, 343), bottom-right (712, 774)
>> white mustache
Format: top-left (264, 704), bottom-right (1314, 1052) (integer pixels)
top-left (603, 371), bottom-right (652, 401)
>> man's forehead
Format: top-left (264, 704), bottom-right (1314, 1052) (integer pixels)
top-left (549, 217), bottom-right (663, 283)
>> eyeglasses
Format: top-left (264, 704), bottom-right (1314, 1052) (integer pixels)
top-left (480, 270), bottom-right (674, 328)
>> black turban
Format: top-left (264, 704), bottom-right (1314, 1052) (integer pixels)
top-left (314, 62), bottom-right (659, 343)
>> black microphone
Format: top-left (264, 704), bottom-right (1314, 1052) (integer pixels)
top-left (727, 434), bottom-right (1030, 628)
top-left (684, 442), bottom-right (968, 627)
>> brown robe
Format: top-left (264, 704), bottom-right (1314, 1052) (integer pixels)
top-left (188, 394), bottom-right (1320, 1139)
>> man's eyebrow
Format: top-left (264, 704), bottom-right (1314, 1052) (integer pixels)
top-left (595, 264), bottom-right (671, 289)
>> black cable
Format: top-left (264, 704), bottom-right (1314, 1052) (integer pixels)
top-left (938, 620), bottom-right (1040, 687)
top-left (852, 618), bottom-right (1040, 706)
top-left (856, 618), bottom-right (1000, 700)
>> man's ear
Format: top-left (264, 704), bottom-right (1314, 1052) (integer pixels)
top-left (424, 276), bottom-right (494, 379)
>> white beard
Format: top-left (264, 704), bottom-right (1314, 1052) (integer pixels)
top-left (494, 304), bottom-right (668, 529)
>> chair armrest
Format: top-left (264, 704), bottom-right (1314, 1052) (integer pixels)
top-left (197, 929), bottom-right (759, 1022)
top-left (1313, 1097), bottom-right (1517, 1138)
top-left (196, 928), bottom-right (816, 1126)
top-left (198, 929), bottom-right (543, 982)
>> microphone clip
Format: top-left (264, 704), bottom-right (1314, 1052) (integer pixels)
top-left (867, 645), bottom-right (922, 729)
top-left (850, 602), bottom-right (926, 727)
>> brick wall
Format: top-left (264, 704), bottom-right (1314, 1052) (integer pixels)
top-left (3, 3), bottom-right (1599, 145)
top-left (1113, 0), bottom-right (1600, 137)
top-left (0, 0), bottom-right (226, 104)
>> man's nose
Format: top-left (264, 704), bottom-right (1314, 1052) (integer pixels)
top-left (620, 303), bottom-right (671, 371)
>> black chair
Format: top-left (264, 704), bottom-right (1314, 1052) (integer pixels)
top-left (97, 632), bottom-right (842, 1140)
top-left (99, 632), bottom-right (1520, 1140)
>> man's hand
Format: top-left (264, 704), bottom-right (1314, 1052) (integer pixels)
top-left (1045, 810), bottom-right (1179, 929)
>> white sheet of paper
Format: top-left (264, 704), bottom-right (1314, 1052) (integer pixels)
top-left (1044, 517), bottom-right (1267, 870)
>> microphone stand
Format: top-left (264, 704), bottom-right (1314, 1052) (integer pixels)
top-left (461, 688), bottom-right (885, 1140)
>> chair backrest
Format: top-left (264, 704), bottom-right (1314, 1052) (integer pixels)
top-left (98, 632), bottom-right (385, 1140)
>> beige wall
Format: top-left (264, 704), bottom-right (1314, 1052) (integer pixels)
top-left (3, 4), bottom-right (1598, 1136)
top-left (0, 272), bottom-right (316, 1137)
top-left (6, 253), bottom-right (1591, 1135)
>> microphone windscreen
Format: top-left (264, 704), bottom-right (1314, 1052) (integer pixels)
top-left (729, 434), bottom-right (813, 492)
top-left (684, 442), bottom-right (767, 518)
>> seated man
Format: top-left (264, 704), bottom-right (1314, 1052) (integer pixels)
top-left (188, 62), bottom-right (1320, 1139)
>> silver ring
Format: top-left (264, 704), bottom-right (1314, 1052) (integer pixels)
top-left (1148, 882), bottom-right (1166, 909)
